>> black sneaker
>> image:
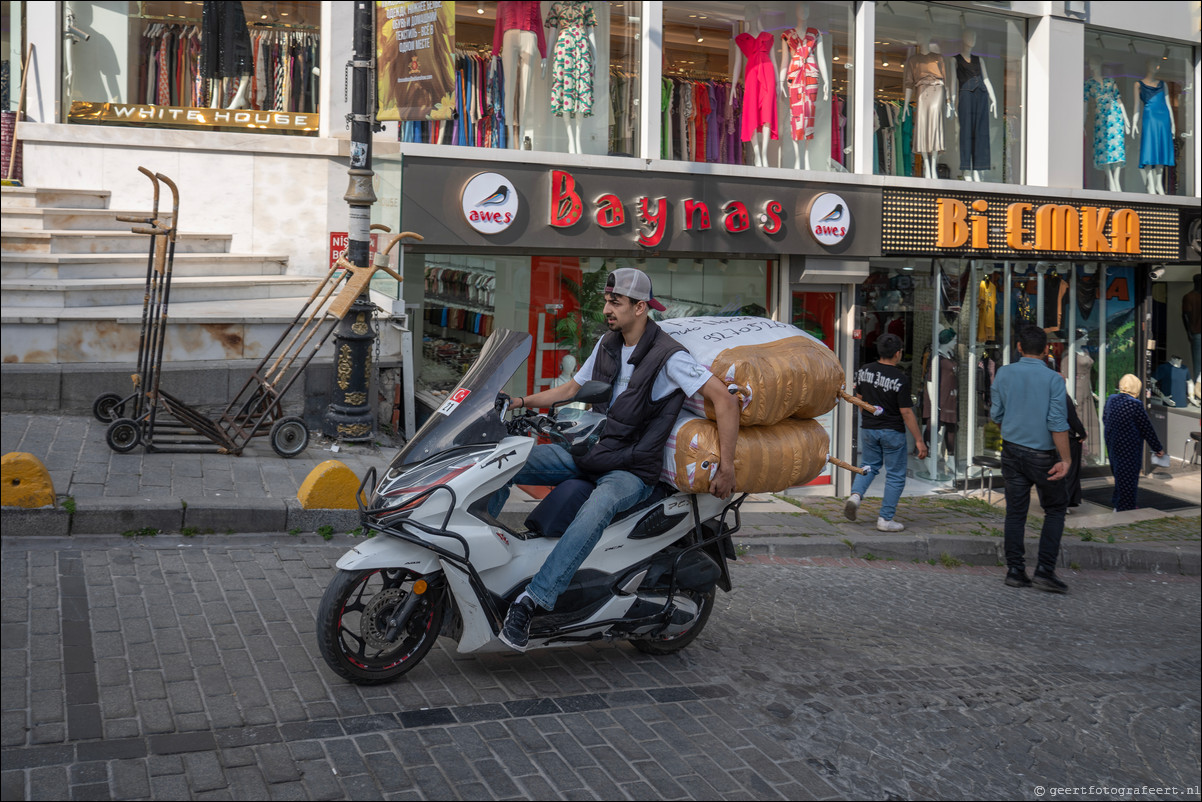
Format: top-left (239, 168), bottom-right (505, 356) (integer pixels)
top-left (499, 596), bottom-right (537, 652)
top-left (1032, 569), bottom-right (1068, 594)
top-left (1004, 567), bottom-right (1032, 588)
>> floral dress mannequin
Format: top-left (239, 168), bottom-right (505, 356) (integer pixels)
top-left (545, 1), bottom-right (598, 153)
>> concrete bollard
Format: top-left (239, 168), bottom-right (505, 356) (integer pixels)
top-left (297, 460), bottom-right (364, 509)
top-left (1, 452), bottom-right (56, 508)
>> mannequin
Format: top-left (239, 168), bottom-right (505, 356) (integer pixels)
top-left (1063, 330), bottom-right (1100, 456)
top-left (552, 354), bottom-right (586, 409)
top-left (1132, 59), bottom-right (1176, 195)
top-left (778, 2), bottom-right (830, 170)
top-left (544, 1), bottom-right (599, 155)
top-left (900, 32), bottom-right (951, 179)
top-left (494, 1), bottom-right (548, 148)
top-left (923, 329), bottom-right (959, 465)
top-left (200, 1), bottom-right (252, 110)
top-left (1084, 56), bottom-right (1131, 192)
top-left (949, 29), bottom-right (996, 181)
top-left (728, 3), bottom-right (780, 168)
top-left (1182, 274), bottom-right (1201, 379)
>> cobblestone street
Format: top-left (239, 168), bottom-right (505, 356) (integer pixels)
top-left (2, 534), bottom-right (1199, 800)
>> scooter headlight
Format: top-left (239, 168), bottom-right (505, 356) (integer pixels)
top-left (370, 447), bottom-right (492, 520)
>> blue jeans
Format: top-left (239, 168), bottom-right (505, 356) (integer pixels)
top-left (850, 428), bottom-right (909, 521)
top-left (487, 443), bottom-right (653, 611)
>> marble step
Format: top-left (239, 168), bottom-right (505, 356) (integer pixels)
top-left (2, 230), bottom-right (231, 255)
top-left (1, 206), bottom-right (176, 232)
top-left (0, 186), bottom-right (111, 209)
top-left (1, 292), bottom-right (403, 365)
top-left (1, 252), bottom-right (289, 280)
top-left (1, 275), bottom-right (322, 308)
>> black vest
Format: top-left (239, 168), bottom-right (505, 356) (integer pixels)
top-left (575, 319), bottom-right (687, 484)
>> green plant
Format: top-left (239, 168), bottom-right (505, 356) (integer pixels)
top-left (1069, 561), bottom-right (1081, 571)
top-left (938, 552), bottom-right (963, 568)
top-left (180, 500), bottom-right (188, 510)
top-left (180, 526), bottom-right (199, 537)
top-left (1107, 534), bottom-right (1116, 543)
top-left (62, 497), bottom-right (76, 515)
top-left (318, 524), bottom-right (335, 541)
top-left (735, 542), bottom-right (750, 557)
top-left (862, 552), bottom-right (878, 561)
top-left (555, 265), bottom-right (611, 365)
top-left (347, 527), bottom-right (363, 537)
top-left (1080, 531), bottom-right (1095, 542)
top-left (288, 527), bottom-right (302, 536)
top-left (122, 526), bottom-right (160, 538)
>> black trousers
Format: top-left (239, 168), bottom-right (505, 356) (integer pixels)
top-left (1001, 443), bottom-right (1067, 570)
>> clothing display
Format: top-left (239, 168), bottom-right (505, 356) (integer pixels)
top-left (831, 93), bottom-right (848, 167)
top-left (922, 354), bottom-right (959, 424)
top-left (903, 52), bottom-right (947, 153)
top-left (955, 53), bottom-right (989, 171)
top-left (545, 1), bottom-right (597, 118)
top-left (1154, 361), bottom-right (1189, 407)
top-left (609, 67), bottom-right (636, 154)
top-left (872, 100), bottom-right (915, 176)
top-left (200, 1), bottom-right (252, 80)
top-left (138, 20), bottom-right (317, 112)
top-left (977, 277), bottom-right (997, 342)
top-left (734, 31), bottom-right (778, 143)
top-left (1064, 350), bottom-right (1101, 447)
top-left (492, 1), bottom-right (547, 59)
top-left (401, 52), bottom-right (506, 148)
top-left (661, 77), bottom-right (741, 164)
top-left (782, 27), bottom-right (821, 141)
top-left (1084, 76), bottom-right (1127, 167)
top-left (1137, 80), bottom-right (1175, 168)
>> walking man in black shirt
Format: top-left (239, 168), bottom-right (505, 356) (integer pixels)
top-left (844, 333), bottom-right (928, 530)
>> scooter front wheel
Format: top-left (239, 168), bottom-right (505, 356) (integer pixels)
top-left (316, 568), bottom-right (445, 685)
top-left (630, 588), bottom-right (715, 656)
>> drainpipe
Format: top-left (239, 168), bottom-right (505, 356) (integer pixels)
top-left (323, 1), bottom-right (379, 442)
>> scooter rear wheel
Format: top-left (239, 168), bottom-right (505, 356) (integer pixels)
top-left (317, 568), bottom-right (444, 685)
top-left (630, 588), bottom-right (715, 656)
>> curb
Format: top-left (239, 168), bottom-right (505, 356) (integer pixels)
top-left (3, 503), bottom-right (1198, 576)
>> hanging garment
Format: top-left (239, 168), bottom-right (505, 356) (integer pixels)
top-left (904, 52), bottom-right (946, 154)
top-left (735, 31), bottom-right (778, 143)
top-left (955, 53), bottom-right (990, 171)
top-left (782, 27), bottom-right (821, 141)
top-left (977, 278), bottom-right (997, 342)
top-left (1084, 76), bottom-right (1126, 167)
top-left (200, 0), bottom-right (252, 80)
top-left (1137, 80), bottom-right (1175, 168)
top-left (493, 1), bottom-right (547, 59)
top-left (545, 1), bottom-right (597, 117)
top-left (1066, 350), bottom-right (1101, 448)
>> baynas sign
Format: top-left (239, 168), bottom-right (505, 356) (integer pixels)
top-left (937, 197), bottom-right (1141, 254)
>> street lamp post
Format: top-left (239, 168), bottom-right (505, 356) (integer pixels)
top-left (323, 1), bottom-right (379, 442)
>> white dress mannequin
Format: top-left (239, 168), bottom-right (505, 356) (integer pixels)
top-left (926, 333), bottom-right (958, 466)
top-left (1084, 56), bottom-right (1131, 192)
top-left (900, 33), bottom-right (952, 179)
top-left (1131, 60), bottom-right (1176, 195)
top-left (777, 2), bottom-right (829, 170)
top-left (499, 20), bottom-right (546, 149)
top-left (949, 29), bottom-right (997, 182)
top-left (543, 5), bottom-right (598, 155)
top-left (727, 3), bottom-right (780, 168)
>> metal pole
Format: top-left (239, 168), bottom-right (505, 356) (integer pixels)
top-left (324, 1), bottom-right (380, 442)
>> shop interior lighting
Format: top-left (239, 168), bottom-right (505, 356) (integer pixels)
top-left (1128, 39), bottom-right (1137, 54)
top-left (695, 27), bottom-right (704, 43)
top-left (1162, 46), bottom-right (1170, 60)
top-left (477, 0), bottom-right (485, 13)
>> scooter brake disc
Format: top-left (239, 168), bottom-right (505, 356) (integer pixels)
top-left (361, 587), bottom-right (405, 649)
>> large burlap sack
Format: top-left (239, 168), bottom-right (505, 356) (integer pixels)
top-left (661, 413), bottom-right (830, 494)
top-left (658, 317), bottom-right (844, 426)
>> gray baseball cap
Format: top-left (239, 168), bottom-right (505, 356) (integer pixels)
top-left (602, 268), bottom-right (666, 311)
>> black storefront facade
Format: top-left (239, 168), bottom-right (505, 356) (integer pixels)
top-left (382, 153), bottom-right (1194, 497)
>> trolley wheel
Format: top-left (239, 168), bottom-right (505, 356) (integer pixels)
top-left (105, 418), bottom-right (142, 453)
top-left (270, 416), bottom-right (310, 459)
top-left (93, 393), bottom-right (125, 423)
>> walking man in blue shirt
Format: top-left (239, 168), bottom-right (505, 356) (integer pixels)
top-left (990, 325), bottom-right (1072, 593)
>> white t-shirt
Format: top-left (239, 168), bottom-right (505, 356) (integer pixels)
top-left (574, 339), bottom-right (712, 406)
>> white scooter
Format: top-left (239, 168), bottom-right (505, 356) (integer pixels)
top-left (317, 329), bottom-right (745, 685)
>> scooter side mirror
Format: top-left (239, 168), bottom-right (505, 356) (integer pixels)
top-left (571, 380), bottom-right (611, 405)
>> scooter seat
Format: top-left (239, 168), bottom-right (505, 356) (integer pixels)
top-left (611, 482), bottom-right (675, 523)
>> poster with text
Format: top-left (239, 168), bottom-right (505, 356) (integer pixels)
top-left (377, 1), bottom-right (456, 121)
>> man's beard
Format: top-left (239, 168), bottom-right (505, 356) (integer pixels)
top-left (605, 318), bottom-right (619, 330)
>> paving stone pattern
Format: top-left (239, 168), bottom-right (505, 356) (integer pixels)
top-left (2, 535), bottom-right (1200, 801)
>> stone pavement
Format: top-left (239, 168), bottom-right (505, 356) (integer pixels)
top-left (2, 413), bottom-right (1201, 576)
top-left (1, 534), bottom-right (1199, 800)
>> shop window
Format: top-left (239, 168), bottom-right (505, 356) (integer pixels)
top-left (1147, 268), bottom-right (1202, 464)
top-left (408, 251), bottom-right (773, 418)
top-left (64, 1), bottom-right (320, 133)
top-left (1083, 32), bottom-right (1195, 196)
top-left (397, 1), bottom-right (640, 156)
top-left (873, 2), bottom-right (1025, 183)
top-left (661, 1), bottom-right (853, 171)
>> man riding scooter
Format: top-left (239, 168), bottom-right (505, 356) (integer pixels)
top-left (490, 268), bottom-right (741, 651)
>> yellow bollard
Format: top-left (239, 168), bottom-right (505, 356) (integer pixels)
top-left (297, 460), bottom-right (364, 509)
top-left (1, 452), bottom-right (56, 508)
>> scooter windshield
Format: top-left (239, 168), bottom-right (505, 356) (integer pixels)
top-left (391, 329), bottom-right (533, 467)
